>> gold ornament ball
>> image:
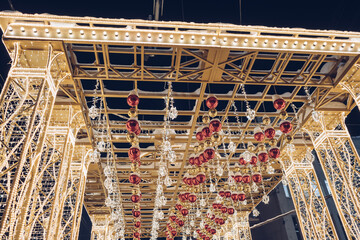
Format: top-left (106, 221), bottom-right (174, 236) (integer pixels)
top-left (258, 144), bottom-right (266, 152)
top-left (280, 110), bottom-right (288, 120)
top-left (204, 139), bottom-right (212, 148)
top-left (128, 108), bottom-right (137, 118)
top-left (193, 145), bottom-right (199, 153)
top-left (248, 144), bottom-right (255, 152)
top-left (199, 142), bottom-right (205, 151)
top-left (262, 116), bottom-right (271, 125)
top-left (202, 114), bottom-right (210, 124)
top-left (211, 132), bottom-right (220, 142)
top-left (269, 138), bottom-right (277, 146)
top-left (209, 108), bottom-right (217, 117)
top-left (126, 132), bottom-right (137, 143)
top-left (285, 135), bottom-right (293, 143)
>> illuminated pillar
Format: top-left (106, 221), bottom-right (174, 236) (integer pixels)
top-left (282, 149), bottom-right (338, 240)
top-left (0, 44), bottom-right (69, 239)
top-left (304, 112), bottom-right (360, 239)
top-left (91, 215), bottom-right (112, 240)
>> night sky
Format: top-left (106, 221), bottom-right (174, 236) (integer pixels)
top-left (1, 0), bottom-right (360, 239)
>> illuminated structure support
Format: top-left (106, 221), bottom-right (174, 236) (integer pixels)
top-left (237, 213), bottom-right (252, 240)
top-left (91, 215), bottom-right (112, 240)
top-left (304, 112), bottom-right (360, 239)
top-left (282, 149), bottom-right (338, 240)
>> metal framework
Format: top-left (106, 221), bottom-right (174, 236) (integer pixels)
top-left (0, 11), bottom-right (360, 239)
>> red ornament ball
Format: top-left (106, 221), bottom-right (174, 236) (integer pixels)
top-left (189, 194), bottom-right (197, 203)
top-left (238, 193), bottom-right (246, 201)
top-left (171, 230), bottom-right (177, 237)
top-left (196, 132), bottom-right (205, 141)
top-left (204, 148), bottom-right (215, 160)
top-left (239, 157), bottom-right (246, 165)
top-left (242, 175), bottom-right (251, 183)
top-left (219, 190), bottom-right (225, 197)
top-left (192, 177), bottom-right (200, 186)
top-left (280, 121), bottom-right (293, 134)
top-left (129, 173), bottom-right (141, 185)
top-left (254, 131), bottom-right (265, 142)
top-left (221, 206), bottom-right (228, 213)
top-left (194, 157), bottom-right (201, 166)
top-left (189, 157), bottom-right (195, 165)
top-left (183, 192), bottom-right (190, 200)
top-left (209, 119), bottom-right (222, 132)
top-left (132, 210), bottom-right (141, 218)
top-left (258, 151), bottom-right (269, 162)
top-left (269, 147), bottom-right (280, 159)
top-left (176, 204), bottom-right (183, 211)
top-left (231, 193), bottom-right (238, 202)
top-left (128, 147), bottom-right (140, 162)
top-left (134, 127), bottom-right (141, 136)
top-left (196, 173), bottom-right (206, 183)
top-left (133, 232), bottom-right (140, 238)
top-left (250, 155), bottom-right (258, 165)
top-left (127, 94), bottom-right (139, 107)
top-left (227, 207), bottom-right (235, 215)
top-left (224, 191), bottom-right (231, 198)
top-left (126, 119), bottom-right (139, 133)
top-left (234, 175), bottom-right (243, 183)
top-left (273, 97), bottom-right (286, 110)
top-left (219, 218), bottom-right (225, 225)
top-left (178, 220), bottom-right (184, 227)
top-left (170, 215), bottom-right (176, 222)
top-left (206, 96), bottom-right (218, 109)
top-left (131, 194), bottom-right (141, 203)
top-left (202, 127), bottom-right (212, 138)
top-left (252, 173), bottom-right (262, 183)
top-left (199, 153), bottom-right (207, 164)
top-left (181, 208), bottom-right (189, 216)
top-left (134, 221), bottom-right (141, 228)
top-left (265, 127), bottom-right (275, 139)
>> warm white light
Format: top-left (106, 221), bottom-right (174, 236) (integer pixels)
top-left (264, 39), bottom-right (268, 45)
top-left (332, 43), bottom-right (337, 48)
top-left (180, 35), bottom-right (184, 40)
top-left (80, 30), bottom-right (84, 35)
top-left (45, 28), bottom-right (50, 34)
top-left (69, 29), bottom-right (73, 35)
top-left (115, 32), bottom-right (119, 37)
top-left (293, 41), bottom-right (298, 46)
top-left (284, 40), bottom-right (288, 45)
top-left (33, 28), bottom-right (37, 33)
top-left (8, 26), bottom-right (13, 32)
top-left (244, 39), bottom-right (248, 43)
top-left (191, 35), bottom-right (195, 41)
top-left (125, 32), bottom-right (129, 38)
top-left (274, 40), bottom-right (278, 45)
top-left (147, 33), bottom-right (151, 39)
top-left (137, 33), bottom-right (141, 38)
top-left (351, 43), bottom-right (355, 48)
top-left (92, 31), bottom-right (96, 36)
top-left (57, 29), bottom-right (61, 34)
top-left (170, 34), bottom-right (174, 40)
top-left (103, 31), bottom-right (107, 37)
top-left (20, 27), bottom-right (25, 32)
top-left (212, 36), bottom-right (216, 41)
top-left (158, 34), bottom-right (163, 39)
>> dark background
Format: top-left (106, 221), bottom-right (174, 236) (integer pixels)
top-left (1, 0), bottom-right (360, 239)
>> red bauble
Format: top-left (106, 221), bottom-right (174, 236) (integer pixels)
top-left (171, 230), bottom-right (177, 237)
top-left (131, 194), bottom-right (141, 203)
top-left (126, 119), bottom-right (139, 133)
top-left (183, 192), bottom-right (190, 200)
top-left (211, 229), bottom-right (216, 235)
top-left (178, 220), bottom-right (184, 227)
top-left (185, 178), bottom-right (193, 185)
top-left (176, 204), bottom-right (183, 211)
top-left (196, 173), bottom-right (206, 183)
top-left (210, 214), bottom-right (215, 220)
top-left (179, 194), bottom-right (185, 202)
top-left (199, 153), bottom-right (207, 164)
top-left (133, 232), bottom-right (140, 238)
top-left (205, 224), bottom-right (209, 229)
top-left (170, 215), bottom-right (176, 221)
top-left (280, 121), bottom-right (293, 134)
top-left (250, 155), bottom-right (258, 165)
top-left (234, 175), bottom-right (243, 183)
top-left (205, 237), bottom-right (210, 240)
top-left (192, 177), bottom-right (200, 186)
top-left (212, 203), bottom-right (218, 209)
top-left (273, 97), bottom-right (286, 110)
top-left (128, 147), bottom-right (140, 161)
top-left (219, 190), bottom-right (225, 197)
top-left (129, 173), bottom-right (141, 185)
top-left (224, 191), bottom-right (231, 198)
top-left (258, 151), bottom-right (269, 162)
top-left (189, 157), bottom-right (195, 165)
top-left (204, 148), bottom-right (215, 160)
top-left (227, 207), bottom-right (235, 215)
top-left (231, 193), bottom-right (238, 201)
top-left (189, 194), bottom-right (197, 203)
top-left (214, 218), bottom-right (220, 224)
top-left (132, 210), bottom-right (141, 218)
top-left (219, 219), bottom-right (225, 225)
top-left (239, 157), bottom-right (246, 165)
top-left (238, 193), bottom-right (246, 201)
top-left (134, 221), bottom-right (141, 228)
top-left (221, 206), bottom-right (228, 213)
top-left (209, 119), bottom-right (222, 132)
top-left (127, 94), bottom-right (139, 107)
top-left (252, 173), bottom-right (262, 183)
top-left (194, 157), bottom-right (201, 166)
top-left (254, 132), bottom-right (265, 142)
top-left (242, 175), bottom-right (251, 183)
top-left (269, 147), bottom-right (280, 159)
top-left (202, 127), bottom-right (212, 138)
top-left (206, 96), bottom-right (218, 109)
top-left (196, 132), bottom-right (205, 141)
top-left (134, 127), bottom-right (141, 136)
top-left (264, 127), bottom-right (275, 139)
top-left (181, 208), bottom-right (189, 216)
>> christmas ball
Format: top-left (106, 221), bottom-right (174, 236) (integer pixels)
top-left (250, 155), bottom-right (258, 165)
top-left (211, 229), bottom-right (216, 235)
top-left (242, 175), bottom-right (251, 183)
top-left (127, 94), bottom-right (139, 107)
top-left (202, 114), bottom-right (210, 124)
top-left (196, 132), bottom-right (205, 141)
top-left (273, 96), bottom-right (286, 110)
top-left (204, 148), bottom-right (215, 160)
top-left (212, 203), bottom-right (218, 209)
top-left (238, 192), bottom-right (246, 201)
top-left (269, 147), bottom-right (280, 159)
top-left (209, 108), bottom-right (218, 117)
top-left (134, 221), bottom-right (141, 228)
top-left (171, 230), bottom-right (177, 237)
top-left (129, 173), bottom-right (141, 185)
top-left (176, 204), bottom-right (183, 211)
top-left (178, 220), bottom-right (184, 227)
top-left (219, 190), bottom-right (225, 197)
top-left (227, 207), bottom-right (235, 215)
top-left (224, 191), bottom-right (231, 198)
top-left (231, 193), bottom-right (238, 201)
top-left (202, 127), bottom-right (212, 138)
top-left (189, 194), bottom-right (197, 203)
top-left (185, 178), bottom-right (193, 185)
top-left (170, 215), bottom-right (176, 222)
top-left (221, 206), bottom-right (228, 213)
top-left (192, 177), bottom-right (200, 186)
top-left (128, 147), bottom-right (140, 162)
top-left (196, 173), bottom-right (206, 183)
top-left (258, 151), bottom-right (269, 162)
top-left (234, 175), bottom-right (243, 183)
top-left (211, 132), bottom-right (220, 142)
top-left (128, 107), bottom-right (137, 118)
top-left (199, 153), bottom-right (207, 164)
top-left (206, 96), bottom-right (218, 109)
top-left (182, 177), bottom-right (187, 184)
top-left (263, 115), bottom-right (271, 125)
top-left (194, 157), bottom-right (201, 166)
top-left (131, 194), bottom-right (141, 203)
top-left (181, 208), bottom-right (189, 216)
top-left (183, 192), bottom-right (190, 200)
top-left (254, 131), bottom-right (265, 142)
top-left (209, 119), bottom-right (222, 132)
top-left (264, 126), bottom-right (275, 139)
top-left (280, 121), bottom-right (293, 134)
top-left (219, 218), bottom-right (225, 225)
top-left (132, 210), bottom-right (141, 218)
top-left (134, 127), bottom-right (141, 136)
top-left (189, 157), bottom-right (195, 165)
top-left (133, 232), bottom-right (140, 238)
top-left (126, 119), bottom-right (139, 133)
top-left (239, 157), bottom-right (246, 165)
top-left (252, 173), bottom-right (262, 183)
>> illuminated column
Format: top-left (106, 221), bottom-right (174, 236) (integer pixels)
top-left (304, 112), bottom-right (360, 239)
top-left (0, 44), bottom-right (69, 239)
top-left (282, 149), bottom-right (338, 240)
top-left (237, 212), bottom-right (252, 240)
top-left (221, 211), bottom-right (252, 240)
top-left (91, 215), bottom-right (112, 240)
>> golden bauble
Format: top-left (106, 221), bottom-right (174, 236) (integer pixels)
top-left (254, 166), bottom-right (260, 172)
top-left (202, 114), bottom-right (210, 124)
top-left (280, 110), bottom-right (288, 120)
top-left (211, 132), bottom-right (221, 142)
top-left (238, 185), bottom-right (244, 191)
top-left (131, 163), bottom-right (138, 172)
top-left (285, 135), bottom-right (293, 143)
top-left (235, 167), bottom-right (240, 172)
top-left (193, 145), bottom-right (199, 153)
top-left (128, 107), bottom-right (137, 118)
top-left (257, 144), bottom-right (266, 152)
top-left (230, 186), bottom-right (236, 191)
top-left (204, 139), bottom-right (212, 148)
top-left (262, 115), bottom-right (271, 125)
top-left (132, 188), bottom-right (139, 195)
top-left (248, 143), bottom-right (255, 152)
top-left (126, 132), bottom-right (137, 143)
top-left (199, 142), bottom-right (205, 151)
top-left (209, 108), bottom-right (217, 118)
top-left (244, 185), bottom-right (251, 193)
top-left (269, 138), bottom-right (277, 146)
